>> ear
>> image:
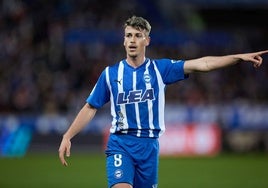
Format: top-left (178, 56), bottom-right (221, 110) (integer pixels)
top-left (145, 36), bottom-right (150, 46)
top-left (123, 38), bottom-right (127, 47)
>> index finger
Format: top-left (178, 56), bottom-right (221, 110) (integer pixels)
top-left (58, 147), bottom-right (68, 166)
top-left (256, 50), bottom-right (268, 55)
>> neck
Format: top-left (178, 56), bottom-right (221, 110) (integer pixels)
top-left (126, 56), bottom-right (146, 68)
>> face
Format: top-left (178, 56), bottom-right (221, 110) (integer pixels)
top-left (123, 26), bottom-right (150, 59)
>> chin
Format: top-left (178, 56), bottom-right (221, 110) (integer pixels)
top-left (128, 54), bottom-right (138, 59)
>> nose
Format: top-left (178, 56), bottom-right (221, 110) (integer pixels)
top-left (130, 36), bottom-right (136, 43)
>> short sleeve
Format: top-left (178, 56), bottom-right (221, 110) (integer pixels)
top-left (154, 59), bottom-right (188, 84)
top-left (86, 69), bottom-right (110, 109)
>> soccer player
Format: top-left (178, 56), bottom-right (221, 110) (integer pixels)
top-left (58, 16), bottom-right (268, 188)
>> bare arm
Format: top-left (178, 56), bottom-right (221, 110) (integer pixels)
top-left (58, 103), bottom-right (97, 166)
top-left (184, 50), bottom-right (268, 74)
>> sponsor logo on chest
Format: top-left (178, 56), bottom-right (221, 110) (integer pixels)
top-left (117, 88), bottom-right (155, 104)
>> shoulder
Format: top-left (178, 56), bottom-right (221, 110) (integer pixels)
top-left (150, 58), bottom-right (184, 66)
top-left (101, 60), bottom-right (122, 76)
top-left (150, 58), bottom-right (170, 63)
top-left (108, 59), bottom-right (124, 69)
top-left (149, 58), bottom-right (186, 75)
top-left (149, 58), bottom-right (174, 68)
top-left (102, 60), bottom-right (124, 80)
top-left (152, 58), bottom-right (185, 68)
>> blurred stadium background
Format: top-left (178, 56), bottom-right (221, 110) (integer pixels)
top-left (0, 0), bottom-right (268, 187)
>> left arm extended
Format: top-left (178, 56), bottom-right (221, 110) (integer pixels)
top-left (184, 50), bottom-right (268, 74)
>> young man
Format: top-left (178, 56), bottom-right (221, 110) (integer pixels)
top-left (59, 16), bottom-right (268, 188)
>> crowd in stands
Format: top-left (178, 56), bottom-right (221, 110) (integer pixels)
top-left (0, 0), bottom-right (267, 114)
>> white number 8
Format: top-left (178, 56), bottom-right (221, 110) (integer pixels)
top-left (114, 154), bottom-right (122, 167)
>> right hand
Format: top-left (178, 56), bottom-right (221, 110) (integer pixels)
top-left (58, 137), bottom-right (71, 166)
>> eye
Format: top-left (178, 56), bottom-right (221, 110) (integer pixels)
top-left (125, 33), bottom-right (132, 38)
top-left (136, 33), bottom-right (143, 38)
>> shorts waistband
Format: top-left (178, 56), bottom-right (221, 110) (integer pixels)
top-left (111, 133), bottom-right (158, 143)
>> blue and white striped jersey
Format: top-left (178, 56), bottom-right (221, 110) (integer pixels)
top-left (86, 58), bottom-right (188, 138)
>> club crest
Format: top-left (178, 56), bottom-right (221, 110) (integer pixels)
top-left (143, 74), bottom-right (151, 83)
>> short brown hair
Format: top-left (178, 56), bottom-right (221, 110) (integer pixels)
top-left (124, 16), bottom-right (151, 36)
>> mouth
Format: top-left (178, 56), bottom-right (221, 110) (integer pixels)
top-left (128, 45), bottom-right (137, 51)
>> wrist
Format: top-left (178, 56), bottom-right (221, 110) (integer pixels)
top-left (232, 54), bottom-right (243, 63)
top-left (63, 133), bottom-right (72, 140)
